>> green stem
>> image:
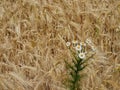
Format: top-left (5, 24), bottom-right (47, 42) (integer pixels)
top-left (70, 58), bottom-right (82, 90)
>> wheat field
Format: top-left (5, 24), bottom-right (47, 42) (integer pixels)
top-left (0, 0), bottom-right (120, 90)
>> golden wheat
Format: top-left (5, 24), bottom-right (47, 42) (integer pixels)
top-left (0, 0), bottom-right (120, 90)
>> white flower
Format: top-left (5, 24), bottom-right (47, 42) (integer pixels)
top-left (72, 40), bottom-right (78, 47)
top-left (80, 42), bottom-right (86, 46)
top-left (66, 42), bottom-right (71, 47)
top-left (91, 46), bottom-right (96, 51)
top-left (85, 38), bottom-right (92, 44)
top-left (75, 45), bottom-right (82, 51)
top-left (85, 38), bottom-right (95, 48)
top-left (78, 53), bottom-right (86, 59)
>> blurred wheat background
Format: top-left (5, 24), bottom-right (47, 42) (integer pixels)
top-left (0, 0), bottom-right (120, 90)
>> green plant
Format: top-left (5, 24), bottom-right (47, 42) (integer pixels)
top-left (64, 39), bottom-right (96, 90)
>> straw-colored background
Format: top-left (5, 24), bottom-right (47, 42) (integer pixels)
top-left (0, 0), bottom-right (120, 90)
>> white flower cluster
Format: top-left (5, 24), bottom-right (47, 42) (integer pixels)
top-left (66, 39), bottom-right (96, 59)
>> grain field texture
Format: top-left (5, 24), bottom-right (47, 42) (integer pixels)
top-left (0, 0), bottom-right (120, 90)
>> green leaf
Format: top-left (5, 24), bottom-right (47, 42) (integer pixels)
top-left (72, 59), bottom-right (77, 65)
top-left (78, 64), bottom-right (87, 71)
